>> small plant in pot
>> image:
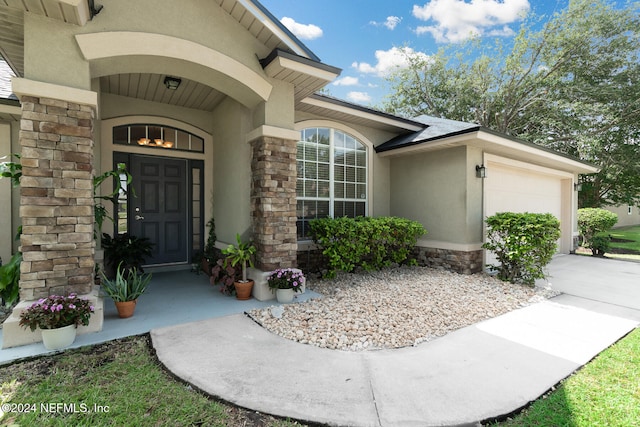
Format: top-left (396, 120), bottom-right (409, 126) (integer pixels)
top-left (267, 268), bottom-right (305, 303)
top-left (222, 234), bottom-right (256, 300)
top-left (100, 262), bottom-right (152, 318)
top-left (210, 256), bottom-right (241, 296)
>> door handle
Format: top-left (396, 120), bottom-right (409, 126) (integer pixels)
top-left (135, 215), bottom-right (145, 221)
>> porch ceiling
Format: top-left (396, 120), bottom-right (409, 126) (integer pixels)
top-left (99, 73), bottom-right (227, 112)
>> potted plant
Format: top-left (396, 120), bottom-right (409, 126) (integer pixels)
top-left (100, 262), bottom-right (152, 318)
top-left (267, 268), bottom-right (305, 303)
top-left (101, 233), bottom-right (153, 279)
top-left (210, 256), bottom-right (241, 296)
top-left (19, 294), bottom-right (95, 350)
top-left (222, 234), bottom-right (257, 300)
top-left (201, 217), bottom-right (217, 275)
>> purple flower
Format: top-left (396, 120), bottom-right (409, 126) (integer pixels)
top-left (69, 304), bottom-right (76, 309)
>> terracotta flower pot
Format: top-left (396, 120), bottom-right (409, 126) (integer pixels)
top-left (114, 300), bottom-right (137, 318)
top-left (234, 280), bottom-right (254, 300)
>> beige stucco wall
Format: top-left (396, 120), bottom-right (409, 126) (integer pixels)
top-left (607, 204), bottom-right (640, 228)
top-left (211, 97), bottom-right (254, 245)
top-left (0, 122), bottom-right (13, 262)
top-left (22, 0), bottom-right (274, 95)
top-left (390, 146), bottom-right (477, 246)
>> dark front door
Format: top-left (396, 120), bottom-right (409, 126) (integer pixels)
top-left (129, 155), bottom-right (189, 265)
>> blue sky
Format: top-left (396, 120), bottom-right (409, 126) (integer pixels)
top-left (259, 0), bottom-right (608, 107)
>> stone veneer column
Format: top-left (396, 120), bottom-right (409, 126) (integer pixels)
top-left (250, 135), bottom-right (298, 271)
top-left (18, 95), bottom-right (95, 299)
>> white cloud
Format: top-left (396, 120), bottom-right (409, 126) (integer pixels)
top-left (281, 17), bottom-right (323, 40)
top-left (384, 16), bottom-right (402, 30)
top-left (352, 47), bottom-right (429, 77)
top-left (412, 0), bottom-right (530, 43)
top-left (333, 76), bottom-right (360, 86)
top-left (347, 91), bottom-right (372, 104)
top-left (370, 16), bottom-right (402, 30)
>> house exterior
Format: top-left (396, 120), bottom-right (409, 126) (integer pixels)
top-left (0, 0), bottom-right (597, 348)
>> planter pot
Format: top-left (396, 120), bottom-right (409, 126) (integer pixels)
top-left (234, 280), bottom-right (254, 300)
top-left (41, 324), bottom-right (77, 350)
top-left (114, 300), bottom-right (137, 318)
top-left (201, 258), bottom-right (212, 276)
top-left (276, 288), bottom-right (295, 303)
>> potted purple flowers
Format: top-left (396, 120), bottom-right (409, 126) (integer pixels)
top-left (267, 268), bottom-right (305, 303)
top-left (19, 294), bottom-right (95, 350)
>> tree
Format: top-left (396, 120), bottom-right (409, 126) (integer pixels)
top-left (384, 0), bottom-right (640, 208)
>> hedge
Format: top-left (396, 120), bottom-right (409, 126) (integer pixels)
top-left (309, 216), bottom-right (426, 278)
top-left (577, 208), bottom-right (618, 256)
top-left (483, 212), bottom-right (560, 286)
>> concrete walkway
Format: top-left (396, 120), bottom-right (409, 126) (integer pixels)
top-left (152, 255), bottom-right (640, 426)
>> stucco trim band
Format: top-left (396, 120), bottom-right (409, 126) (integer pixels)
top-left (12, 78), bottom-right (97, 108)
top-left (246, 125), bottom-right (300, 143)
top-left (74, 32), bottom-right (272, 104)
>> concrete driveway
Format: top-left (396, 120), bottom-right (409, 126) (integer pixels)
top-left (539, 254), bottom-right (640, 320)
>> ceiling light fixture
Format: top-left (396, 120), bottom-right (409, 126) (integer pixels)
top-left (164, 76), bottom-right (182, 90)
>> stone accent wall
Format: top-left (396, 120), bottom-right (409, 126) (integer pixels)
top-left (297, 246), bottom-right (484, 276)
top-left (413, 246), bottom-right (483, 275)
top-left (250, 136), bottom-right (298, 270)
top-left (18, 95), bottom-right (95, 300)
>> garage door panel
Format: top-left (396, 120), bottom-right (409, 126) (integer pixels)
top-left (484, 162), bottom-right (564, 268)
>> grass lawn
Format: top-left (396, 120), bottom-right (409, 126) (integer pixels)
top-left (607, 225), bottom-right (640, 252)
top-left (497, 327), bottom-right (640, 426)
top-left (0, 335), bottom-right (302, 427)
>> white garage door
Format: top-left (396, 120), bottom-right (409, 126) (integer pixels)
top-left (484, 158), bottom-right (570, 267)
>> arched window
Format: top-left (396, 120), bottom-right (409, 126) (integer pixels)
top-left (297, 127), bottom-right (367, 239)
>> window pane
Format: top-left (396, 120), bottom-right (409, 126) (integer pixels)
top-left (318, 146), bottom-right (330, 162)
top-left (304, 162), bottom-right (317, 179)
top-left (346, 183), bottom-right (356, 199)
top-left (318, 180), bottom-right (330, 198)
top-left (296, 141), bottom-right (305, 160)
top-left (191, 136), bottom-right (204, 152)
top-left (317, 201), bottom-right (329, 217)
top-left (345, 135), bottom-right (357, 150)
top-left (304, 180), bottom-right (317, 198)
top-left (334, 130), bottom-right (345, 148)
top-left (356, 151), bottom-right (366, 167)
top-left (334, 148), bottom-right (345, 164)
top-left (346, 167), bottom-right (356, 183)
top-left (357, 168), bottom-right (366, 183)
top-left (334, 201), bottom-right (344, 217)
top-left (355, 202), bottom-right (365, 216)
top-left (113, 126), bottom-right (129, 144)
top-left (318, 128), bottom-right (330, 145)
top-left (130, 125), bottom-right (146, 143)
top-left (335, 182), bottom-right (344, 198)
top-left (296, 180), bottom-right (304, 197)
top-left (334, 165), bottom-right (345, 181)
top-left (318, 163), bottom-right (329, 180)
top-left (357, 184), bottom-right (367, 199)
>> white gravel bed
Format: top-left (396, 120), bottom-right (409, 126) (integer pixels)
top-left (248, 266), bottom-right (558, 351)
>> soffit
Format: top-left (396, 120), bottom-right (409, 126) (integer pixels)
top-left (214, 0), bottom-right (318, 61)
top-left (0, 6), bottom-right (24, 76)
top-left (297, 95), bottom-right (426, 134)
top-left (99, 73), bottom-right (227, 112)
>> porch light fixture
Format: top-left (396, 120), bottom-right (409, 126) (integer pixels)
top-left (475, 164), bottom-right (487, 179)
top-left (164, 76), bottom-right (181, 90)
top-left (574, 182), bottom-right (583, 192)
top-left (137, 138), bottom-right (150, 145)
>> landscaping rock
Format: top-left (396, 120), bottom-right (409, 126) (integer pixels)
top-left (248, 266), bottom-right (559, 351)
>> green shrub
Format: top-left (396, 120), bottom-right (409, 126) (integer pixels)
top-left (483, 212), bottom-right (560, 286)
top-left (589, 234), bottom-right (612, 257)
top-left (577, 208), bottom-right (618, 255)
top-left (0, 252), bottom-right (21, 306)
top-left (309, 216), bottom-right (426, 278)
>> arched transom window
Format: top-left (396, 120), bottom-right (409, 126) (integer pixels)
top-left (297, 127), bottom-right (367, 239)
